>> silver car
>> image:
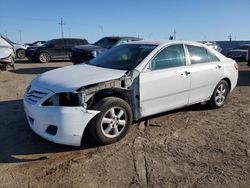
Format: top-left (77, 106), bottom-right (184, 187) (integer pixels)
top-left (1, 36), bottom-right (28, 59)
top-left (0, 36), bottom-right (15, 70)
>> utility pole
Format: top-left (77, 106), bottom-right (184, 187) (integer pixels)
top-left (229, 33), bottom-right (232, 42)
top-left (59, 17), bottom-right (65, 38)
top-left (18, 30), bottom-right (22, 43)
top-left (173, 29), bottom-right (176, 40)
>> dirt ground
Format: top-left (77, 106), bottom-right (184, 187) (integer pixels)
top-left (0, 60), bottom-right (250, 188)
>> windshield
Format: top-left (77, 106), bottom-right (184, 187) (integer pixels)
top-left (94, 37), bottom-right (120, 49)
top-left (87, 44), bottom-right (157, 70)
top-left (44, 39), bottom-right (54, 46)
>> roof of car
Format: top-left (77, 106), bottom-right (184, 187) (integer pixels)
top-left (52, 38), bottom-right (87, 40)
top-left (105, 36), bottom-right (142, 40)
top-left (129, 40), bottom-right (205, 46)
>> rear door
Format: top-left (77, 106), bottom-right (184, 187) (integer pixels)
top-left (139, 44), bottom-right (191, 117)
top-left (64, 39), bottom-right (76, 58)
top-left (186, 45), bottom-right (224, 104)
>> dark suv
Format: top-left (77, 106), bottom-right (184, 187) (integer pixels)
top-left (71, 36), bottom-right (142, 64)
top-left (26, 38), bottom-right (88, 63)
top-left (227, 44), bottom-right (250, 62)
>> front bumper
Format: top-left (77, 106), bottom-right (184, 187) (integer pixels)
top-left (23, 89), bottom-right (99, 146)
top-left (71, 50), bottom-right (93, 64)
top-left (0, 54), bottom-right (15, 64)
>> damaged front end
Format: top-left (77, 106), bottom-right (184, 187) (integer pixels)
top-left (0, 53), bottom-right (15, 71)
top-left (77, 70), bottom-right (141, 120)
top-left (38, 69), bottom-right (141, 123)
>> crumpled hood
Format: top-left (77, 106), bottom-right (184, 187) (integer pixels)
top-left (31, 64), bottom-right (127, 93)
top-left (74, 44), bottom-right (105, 52)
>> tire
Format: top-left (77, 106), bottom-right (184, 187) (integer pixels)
top-left (207, 80), bottom-right (229, 109)
top-left (16, 49), bottom-right (26, 59)
top-left (38, 52), bottom-right (51, 63)
top-left (89, 97), bottom-right (132, 145)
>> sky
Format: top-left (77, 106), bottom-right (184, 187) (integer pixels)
top-left (0, 0), bottom-right (250, 43)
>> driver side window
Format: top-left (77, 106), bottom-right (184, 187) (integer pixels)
top-left (150, 44), bottom-right (186, 70)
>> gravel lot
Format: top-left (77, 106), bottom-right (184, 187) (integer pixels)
top-left (0, 60), bottom-right (250, 188)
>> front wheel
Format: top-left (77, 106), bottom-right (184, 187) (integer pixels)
top-left (38, 52), bottom-right (50, 63)
top-left (16, 49), bottom-right (26, 59)
top-left (89, 97), bottom-right (132, 145)
top-left (207, 80), bottom-right (229, 109)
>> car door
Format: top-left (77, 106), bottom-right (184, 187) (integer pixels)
top-left (186, 45), bottom-right (224, 104)
top-left (139, 44), bottom-right (191, 117)
top-left (50, 39), bottom-right (66, 58)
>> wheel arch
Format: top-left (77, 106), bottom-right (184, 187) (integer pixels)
top-left (221, 77), bottom-right (231, 92)
top-left (38, 50), bottom-right (52, 58)
top-left (37, 50), bottom-right (52, 62)
top-left (88, 88), bottom-right (132, 110)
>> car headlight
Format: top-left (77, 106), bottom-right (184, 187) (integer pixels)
top-left (42, 92), bottom-right (86, 107)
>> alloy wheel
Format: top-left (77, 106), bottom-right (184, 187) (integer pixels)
top-left (100, 107), bottom-right (127, 138)
top-left (215, 83), bottom-right (227, 106)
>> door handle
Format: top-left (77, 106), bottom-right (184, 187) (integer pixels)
top-left (181, 71), bottom-right (191, 76)
top-left (216, 65), bottom-right (222, 69)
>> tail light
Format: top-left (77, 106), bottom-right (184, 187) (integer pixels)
top-left (234, 63), bottom-right (238, 70)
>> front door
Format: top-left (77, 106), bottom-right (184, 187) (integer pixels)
top-left (51, 39), bottom-right (67, 58)
top-left (139, 44), bottom-right (191, 117)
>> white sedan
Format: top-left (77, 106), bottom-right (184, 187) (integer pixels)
top-left (23, 41), bottom-right (238, 146)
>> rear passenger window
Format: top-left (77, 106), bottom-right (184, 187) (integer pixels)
top-left (187, 45), bottom-right (208, 64)
top-left (66, 39), bottom-right (75, 46)
top-left (207, 51), bottom-right (220, 62)
top-left (187, 45), bottom-right (220, 64)
top-left (151, 44), bottom-right (186, 70)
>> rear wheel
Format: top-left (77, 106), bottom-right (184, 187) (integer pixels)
top-left (207, 80), bottom-right (229, 109)
top-left (38, 52), bottom-right (50, 63)
top-left (16, 49), bottom-right (26, 59)
top-left (89, 97), bottom-right (132, 145)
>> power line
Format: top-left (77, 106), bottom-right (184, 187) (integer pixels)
top-left (59, 17), bottom-right (65, 38)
